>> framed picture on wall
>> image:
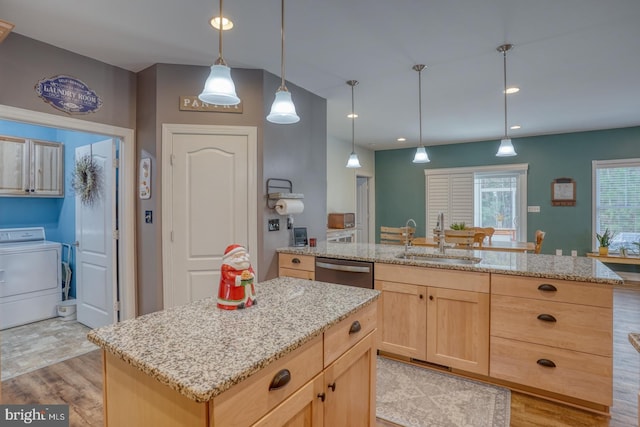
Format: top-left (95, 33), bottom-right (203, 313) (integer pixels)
top-left (551, 177), bottom-right (576, 206)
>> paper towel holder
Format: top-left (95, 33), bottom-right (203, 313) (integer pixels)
top-left (267, 178), bottom-right (304, 210)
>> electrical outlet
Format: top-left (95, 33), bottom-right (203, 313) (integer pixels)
top-left (268, 218), bottom-right (280, 231)
top-left (571, 250), bottom-right (577, 257)
top-left (555, 249), bottom-right (562, 256)
top-left (527, 206), bottom-right (540, 213)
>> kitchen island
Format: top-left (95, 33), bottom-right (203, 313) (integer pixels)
top-left (278, 242), bottom-right (623, 414)
top-left (88, 277), bottom-right (379, 427)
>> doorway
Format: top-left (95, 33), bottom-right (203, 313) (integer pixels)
top-left (356, 175), bottom-right (373, 244)
top-left (0, 105), bottom-right (135, 320)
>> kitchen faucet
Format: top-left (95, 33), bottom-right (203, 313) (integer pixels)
top-left (405, 218), bottom-right (417, 252)
top-left (435, 212), bottom-right (446, 254)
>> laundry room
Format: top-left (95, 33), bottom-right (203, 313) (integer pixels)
top-left (0, 118), bottom-right (116, 380)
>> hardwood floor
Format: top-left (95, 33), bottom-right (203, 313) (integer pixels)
top-left (3, 287), bottom-right (640, 427)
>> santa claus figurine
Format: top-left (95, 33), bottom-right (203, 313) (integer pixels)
top-left (217, 244), bottom-right (257, 310)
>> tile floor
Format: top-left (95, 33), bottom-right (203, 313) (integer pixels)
top-left (0, 317), bottom-right (97, 381)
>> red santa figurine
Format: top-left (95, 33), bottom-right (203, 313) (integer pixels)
top-left (217, 244), bottom-right (257, 310)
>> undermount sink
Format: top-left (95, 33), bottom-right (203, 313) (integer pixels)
top-left (396, 252), bottom-right (481, 265)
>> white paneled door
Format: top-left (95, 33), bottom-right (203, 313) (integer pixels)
top-left (162, 125), bottom-right (257, 309)
top-left (75, 139), bottom-right (117, 328)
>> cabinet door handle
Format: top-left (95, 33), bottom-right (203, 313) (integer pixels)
top-left (317, 392), bottom-right (326, 402)
top-left (537, 314), bottom-right (557, 322)
top-left (537, 284), bottom-right (557, 292)
top-left (268, 369), bottom-right (291, 391)
top-left (419, 294), bottom-right (424, 299)
top-left (429, 295), bottom-right (434, 301)
top-left (291, 258), bottom-right (301, 264)
top-left (328, 382), bottom-right (336, 391)
top-left (536, 358), bottom-right (556, 368)
top-left (349, 321), bottom-right (361, 334)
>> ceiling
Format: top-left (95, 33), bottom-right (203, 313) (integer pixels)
top-left (2, 0), bottom-right (640, 151)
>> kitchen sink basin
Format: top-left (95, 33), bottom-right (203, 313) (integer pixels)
top-left (396, 252), bottom-right (481, 265)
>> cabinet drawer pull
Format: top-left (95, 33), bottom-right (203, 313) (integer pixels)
top-left (349, 321), bottom-right (361, 334)
top-left (537, 314), bottom-right (557, 322)
top-left (536, 358), bottom-right (556, 368)
top-left (291, 258), bottom-right (301, 264)
top-left (537, 284), bottom-right (557, 292)
top-left (268, 369), bottom-right (291, 391)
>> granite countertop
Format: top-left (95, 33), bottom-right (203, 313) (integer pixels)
top-left (87, 277), bottom-right (379, 403)
top-left (629, 333), bottom-right (640, 354)
top-left (278, 242), bottom-right (624, 285)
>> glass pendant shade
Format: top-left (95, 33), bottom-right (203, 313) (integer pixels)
top-left (267, 89), bottom-right (300, 124)
top-left (199, 63), bottom-right (240, 105)
top-left (412, 146), bottom-right (430, 163)
top-left (496, 137), bottom-right (517, 156)
top-left (346, 152), bottom-right (361, 168)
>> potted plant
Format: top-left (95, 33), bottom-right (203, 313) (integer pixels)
top-left (596, 228), bottom-right (616, 256)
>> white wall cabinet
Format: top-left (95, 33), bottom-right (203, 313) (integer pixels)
top-left (0, 135), bottom-right (64, 197)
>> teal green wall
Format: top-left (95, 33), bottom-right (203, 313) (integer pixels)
top-left (376, 126), bottom-right (640, 256)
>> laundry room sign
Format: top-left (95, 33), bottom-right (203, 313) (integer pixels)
top-left (35, 75), bottom-right (103, 115)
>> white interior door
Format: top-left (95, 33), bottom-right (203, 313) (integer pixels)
top-left (163, 125), bottom-right (257, 309)
top-left (75, 139), bottom-right (116, 328)
top-left (356, 176), bottom-right (369, 243)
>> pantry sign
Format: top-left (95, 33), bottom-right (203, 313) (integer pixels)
top-left (35, 75), bottom-right (103, 115)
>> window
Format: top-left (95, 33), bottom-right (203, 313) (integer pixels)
top-left (592, 159), bottom-right (640, 252)
top-left (425, 164), bottom-right (528, 241)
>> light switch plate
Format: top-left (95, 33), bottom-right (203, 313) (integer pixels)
top-left (268, 218), bottom-right (280, 231)
top-left (527, 206), bottom-right (541, 213)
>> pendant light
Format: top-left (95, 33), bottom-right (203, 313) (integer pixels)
top-left (267, 0), bottom-right (300, 124)
top-left (346, 80), bottom-right (362, 168)
top-left (412, 64), bottom-right (430, 163)
top-left (496, 44), bottom-right (517, 157)
top-left (198, 0), bottom-right (241, 106)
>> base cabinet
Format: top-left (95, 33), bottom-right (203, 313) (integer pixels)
top-left (375, 263), bottom-right (489, 376)
top-left (279, 254), bottom-right (315, 280)
top-left (102, 303), bottom-right (377, 427)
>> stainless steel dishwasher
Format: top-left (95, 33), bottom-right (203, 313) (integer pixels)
top-left (314, 257), bottom-right (374, 289)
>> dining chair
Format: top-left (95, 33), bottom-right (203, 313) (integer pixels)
top-left (535, 230), bottom-right (546, 254)
top-left (380, 226), bottom-right (415, 245)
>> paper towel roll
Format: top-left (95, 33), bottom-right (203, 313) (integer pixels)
top-left (275, 199), bottom-right (304, 215)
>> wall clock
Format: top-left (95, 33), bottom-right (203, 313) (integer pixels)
top-left (551, 178), bottom-right (576, 206)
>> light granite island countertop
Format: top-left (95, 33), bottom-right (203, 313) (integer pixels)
top-left (278, 242), bottom-right (624, 285)
top-left (88, 277), bottom-right (380, 403)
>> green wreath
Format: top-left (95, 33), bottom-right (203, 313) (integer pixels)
top-left (71, 154), bottom-right (101, 205)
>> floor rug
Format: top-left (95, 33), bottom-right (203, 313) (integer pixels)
top-left (1, 318), bottom-right (97, 381)
top-left (377, 357), bottom-right (510, 427)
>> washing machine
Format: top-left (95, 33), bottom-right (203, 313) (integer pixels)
top-left (0, 227), bottom-right (62, 330)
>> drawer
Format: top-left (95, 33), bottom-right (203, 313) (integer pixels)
top-left (491, 274), bottom-right (613, 308)
top-left (490, 336), bottom-right (612, 406)
top-left (278, 267), bottom-right (315, 280)
top-left (491, 295), bottom-right (612, 356)
top-left (278, 254), bottom-right (315, 272)
top-left (375, 263), bottom-right (489, 293)
top-left (324, 301), bottom-right (377, 367)
top-left (213, 334), bottom-right (323, 427)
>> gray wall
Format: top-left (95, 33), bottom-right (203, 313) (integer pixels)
top-left (0, 34), bottom-right (136, 129)
top-left (1, 34), bottom-right (328, 316)
top-left (136, 64), bottom-right (327, 314)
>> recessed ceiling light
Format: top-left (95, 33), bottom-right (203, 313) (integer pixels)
top-left (510, 124), bottom-right (521, 130)
top-left (397, 137), bottom-right (406, 142)
top-left (347, 113), bottom-right (358, 118)
top-left (210, 16), bottom-right (234, 30)
top-left (505, 87), bottom-right (520, 94)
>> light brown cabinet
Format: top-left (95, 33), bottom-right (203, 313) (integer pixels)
top-left (101, 301), bottom-right (377, 427)
top-left (279, 253), bottom-right (315, 280)
top-left (375, 263), bottom-right (490, 375)
top-left (0, 135), bottom-right (64, 197)
top-left (490, 274), bottom-right (613, 408)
